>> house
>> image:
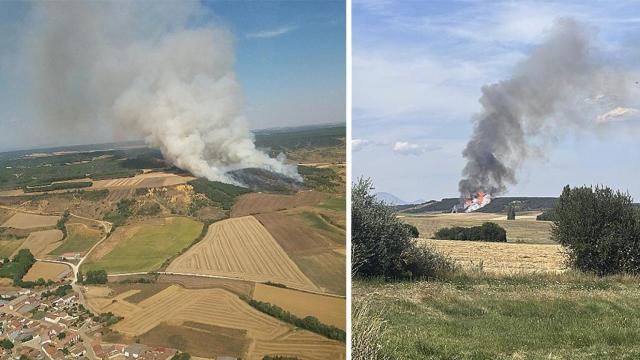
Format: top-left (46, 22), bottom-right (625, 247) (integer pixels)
top-left (43, 343), bottom-right (66, 360)
top-left (68, 342), bottom-right (86, 358)
top-left (124, 344), bottom-right (149, 359)
top-left (44, 313), bottom-right (61, 324)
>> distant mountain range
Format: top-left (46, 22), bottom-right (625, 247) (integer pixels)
top-left (375, 192), bottom-right (425, 206)
top-left (395, 197), bottom-right (560, 213)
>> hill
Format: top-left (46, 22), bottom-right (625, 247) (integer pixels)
top-left (398, 197), bottom-right (559, 213)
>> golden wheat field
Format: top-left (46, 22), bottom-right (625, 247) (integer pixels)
top-left (401, 212), bottom-right (554, 244)
top-left (167, 216), bottom-right (318, 291)
top-left (1, 212), bottom-right (60, 229)
top-left (420, 239), bottom-right (567, 274)
top-left (23, 261), bottom-right (71, 282)
top-left (86, 284), bottom-right (345, 360)
top-left (252, 284), bottom-right (345, 329)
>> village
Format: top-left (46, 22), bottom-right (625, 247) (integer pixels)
top-left (0, 282), bottom-right (180, 360)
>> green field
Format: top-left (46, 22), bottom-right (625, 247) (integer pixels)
top-left (354, 273), bottom-right (640, 359)
top-left (49, 223), bottom-right (102, 255)
top-left (0, 240), bottom-right (23, 259)
top-left (82, 217), bottom-right (202, 274)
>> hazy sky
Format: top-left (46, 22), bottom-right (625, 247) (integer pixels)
top-left (0, 0), bottom-right (345, 151)
top-left (353, 0), bottom-right (640, 201)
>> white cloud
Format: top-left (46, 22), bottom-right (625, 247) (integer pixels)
top-left (352, 138), bottom-right (370, 151)
top-left (596, 106), bottom-right (639, 123)
top-left (392, 141), bottom-right (439, 156)
top-left (246, 25), bottom-right (297, 39)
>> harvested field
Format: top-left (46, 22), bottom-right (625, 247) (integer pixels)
top-left (13, 229), bottom-right (63, 257)
top-left (253, 284), bottom-right (345, 329)
top-left (109, 283), bottom-right (173, 304)
top-left (248, 329), bottom-right (346, 360)
top-left (291, 250), bottom-right (345, 295)
top-left (49, 223), bottom-right (102, 256)
top-left (92, 172), bottom-right (194, 190)
top-left (83, 217), bottom-right (202, 274)
top-left (23, 261), bottom-right (71, 282)
top-left (256, 211), bottom-right (342, 254)
top-left (401, 212), bottom-right (554, 244)
top-left (1, 212), bottom-right (59, 229)
top-left (157, 274), bottom-right (254, 297)
top-left (139, 322), bottom-right (249, 359)
top-left (105, 189), bottom-right (133, 202)
top-left (167, 216), bottom-right (318, 291)
top-left (231, 191), bottom-right (327, 217)
top-left (0, 209), bottom-right (14, 224)
top-left (420, 239), bottom-right (567, 274)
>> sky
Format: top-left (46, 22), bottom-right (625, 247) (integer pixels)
top-left (352, 0), bottom-right (640, 201)
top-left (0, 0), bottom-right (345, 151)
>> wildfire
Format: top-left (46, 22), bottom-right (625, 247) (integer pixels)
top-left (463, 191), bottom-right (491, 212)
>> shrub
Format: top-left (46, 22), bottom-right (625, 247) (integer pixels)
top-left (434, 222), bottom-right (507, 242)
top-left (352, 178), bottom-right (452, 278)
top-left (507, 206), bottom-right (516, 220)
top-left (552, 185), bottom-right (640, 275)
top-left (0, 339), bottom-right (13, 350)
top-left (403, 224), bottom-right (419, 238)
top-left (84, 270), bottom-right (108, 284)
top-left (536, 208), bottom-right (556, 221)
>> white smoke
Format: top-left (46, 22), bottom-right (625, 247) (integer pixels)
top-left (25, 1), bottom-right (299, 183)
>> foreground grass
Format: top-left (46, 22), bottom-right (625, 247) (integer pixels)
top-left (83, 217), bottom-right (202, 273)
top-left (353, 272), bottom-right (640, 359)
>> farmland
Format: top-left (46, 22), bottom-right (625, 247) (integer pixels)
top-left (167, 216), bottom-right (318, 291)
top-left (13, 229), bottom-right (63, 257)
top-left (231, 191), bottom-right (328, 217)
top-left (49, 223), bottom-right (102, 256)
top-left (23, 261), bottom-right (71, 282)
top-left (83, 217), bottom-right (202, 273)
top-left (1, 212), bottom-right (60, 229)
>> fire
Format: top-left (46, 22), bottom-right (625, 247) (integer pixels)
top-left (463, 191), bottom-right (491, 212)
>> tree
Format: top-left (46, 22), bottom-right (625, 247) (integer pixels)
top-left (552, 185), bottom-right (640, 275)
top-left (352, 178), bottom-right (452, 278)
top-left (84, 270), bottom-right (108, 284)
top-left (403, 224), bottom-right (420, 238)
top-left (171, 352), bottom-right (191, 360)
top-left (0, 339), bottom-right (13, 350)
top-left (507, 206), bottom-right (516, 220)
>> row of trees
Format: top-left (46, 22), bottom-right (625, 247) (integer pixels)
top-left (79, 270), bottom-right (108, 284)
top-left (434, 222), bottom-right (507, 242)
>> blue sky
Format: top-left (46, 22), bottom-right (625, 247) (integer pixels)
top-left (353, 0), bottom-right (640, 200)
top-left (0, 0), bottom-right (345, 150)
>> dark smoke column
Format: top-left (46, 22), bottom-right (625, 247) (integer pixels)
top-left (458, 18), bottom-right (607, 197)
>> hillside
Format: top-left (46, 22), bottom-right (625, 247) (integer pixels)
top-left (398, 197), bottom-right (559, 213)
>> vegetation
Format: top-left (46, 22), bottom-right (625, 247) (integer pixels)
top-left (83, 270), bottom-right (108, 284)
top-left (507, 205), bottom-right (516, 220)
top-left (242, 296), bottom-right (345, 342)
top-left (23, 181), bottom-right (92, 193)
top-left (352, 178), bottom-right (452, 279)
top-left (93, 312), bottom-right (122, 326)
top-left (434, 222), bottom-right (507, 242)
top-left (188, 178), bottom-right (251, 210)
top-left (171, 352), bottom-right (191, 360)
top-left (354, 272), bottom-right (640, 359)
top-left (74, 189), bottom-right (109, 201)
top-left (42, 284), bottom-right (72, 299)
top-left (0, 249), bottom-right (36, 285)
top-left (137, 202), bottom-right (161, 216)
top-left (352, 302), bottom-right (387, 360)
top-left (0, 339), bottom-right (13, 350)
top-left (263, 356), bottom-right (298, 360)
top-left (403, 223), bottom-right (419, 238)
top-left (553, 185), bottom-right (640, 275)
top-left (298, 166), bottom-right (341, 192)
top-left (56, 209), bottom-right (70, 239)
top-left (402, 196), bottom-right (558, 214)
top-left (49, 223), bottom-right (102, 255)
top-left (254, 125), bottom-right (345, 152)
top-left (536, 208), bottom-right (556, 221)
top-left (104, 198), bottom-right (135, 226)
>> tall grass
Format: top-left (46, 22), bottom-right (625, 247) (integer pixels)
top-left (352, 302), bottom-right (390, 360)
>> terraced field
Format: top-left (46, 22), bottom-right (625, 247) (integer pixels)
top-left (167, 216), bottom-right (317, 291)
top-left (83, 217), bottom-right (202, 273)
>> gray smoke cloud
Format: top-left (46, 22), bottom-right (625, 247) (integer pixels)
top-left (459, 18), bottom-right (638, 196)
top-left (24, 1), bottom-right (299, 183)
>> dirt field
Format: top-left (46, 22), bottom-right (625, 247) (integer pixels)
top-left (253, 284), bottom-right (345, 329)
top-left (231, 191), bottom-right (328, 217)
top-left (256, 211), bottom-right (342, 253)
top-left (86, 284), bottom-right (344, 359)
top-left (420, 239), bottom-right (567, 274)
top-left (23, 261), bottom-right (71, 282)
top-left (13, 229), bottom-right (63, 257)
top-left (167, 216), bottom-right (318, 291)
top-left (401, 212), bottom-right (554, 244)
top-left (1, 212), bottom-right (59, 229)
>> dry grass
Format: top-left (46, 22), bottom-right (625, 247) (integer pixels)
top-left (13, 229), bottom-right (63, 257)
top-left (167, 216), bottom-right (318, 291)
top-left (231, 191), bottom-right (328, 217)
top-left (1, 212), bottom-right (59, 229)
top-left (291, 250), bottom-right (346, 295)
top-left (23, 261), bottom-right (71, 282)
top-left (401, 212), bottom-right (554, 244)
top-left (253, 283), bottom-right (345, 329)
top-left (419, 239), bottom-right (567, 274)
top-left (157, 274), bottom-right (254, 297)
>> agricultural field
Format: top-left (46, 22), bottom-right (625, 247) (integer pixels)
top-left (402, 211), bottom-right (554, 244)
top-left (23, 261), bottom-right (71, 282)
top-left (13, 229), bottom-right (63, 257)
top-left (354, 273), bottom-right (640, 359)
top-left (49, 223), bottom-right (102, 256)
top-left (231, 191), bottom-right (328, 217)
top-left (0, 240), bottom-right (24, 258)
top-left (83, 217), bottom-right (202, 273)
top-left (253, 283), bottom-right (345, 329)
top-left (1, 212), bottom-right (60, 229)
top-left (167, 216), bottom-right (318, 291)
top-left (85, 284), bottom-right (345, 359)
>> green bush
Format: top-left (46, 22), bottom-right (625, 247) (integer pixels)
top-left (352, 178), bottom-right (452, 279)
top-left (434, 222), bottom-right (507, 242)
top-left (188, 178), bottom-right (251, 210)
top-left (0, 339), bottom-right (13, 350)
top-left (507, 206), bottom-right (516, 220)
top-left (536, 208), bottom-right (556, 221)
top-left (403, 223), bottom-right (419, 238)
top-left (552, 185), bottom-right (640, 275)
top-left (84, 270), bottom-right (108, 284)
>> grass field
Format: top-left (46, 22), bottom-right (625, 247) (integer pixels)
top-left (82, 217), bottom-right (202, 273)
top-left (401, 212), bottom-right (554, 244)
top-left (49, 223), bottom-right (102, 255)
top-left (354, 273), bottom-right (640, 359)
top-left (1, 212), bottom-right (60, 229)
top-left (0, 239), bottom-right (24, 258)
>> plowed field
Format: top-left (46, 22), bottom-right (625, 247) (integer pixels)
top-left (167, 216), bottom-right (317, 291)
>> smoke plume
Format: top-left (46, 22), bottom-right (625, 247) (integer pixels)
top-left (459, 18), bottom-right (637, 196)
top-left (25, 1), bottom-right (299, 183)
